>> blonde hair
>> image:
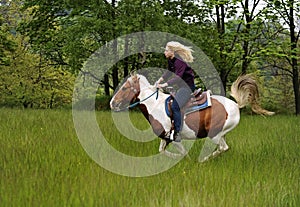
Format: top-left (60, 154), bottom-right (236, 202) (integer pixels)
top-left (166, 41), bottom-right (194, 62)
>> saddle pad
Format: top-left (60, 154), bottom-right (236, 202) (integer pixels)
top-left (184, 100), bottom-right (211, 115)
top-left (165, 92), bottom-right (212, 117)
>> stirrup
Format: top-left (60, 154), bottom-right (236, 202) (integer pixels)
top-left (173, 132), bottom-right (181, 142)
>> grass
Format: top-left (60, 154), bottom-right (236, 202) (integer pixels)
top-left (0, 109), bottom-right (299, 206)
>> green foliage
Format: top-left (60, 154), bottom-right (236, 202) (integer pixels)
top-left (0, 0), bottom-right (298, 112)
top-left (261, 75), bottom-right (295, 114)
top-left (0, 15), bottom-right (16, 65)
top-left (0, 35), bottom-right (75, 108)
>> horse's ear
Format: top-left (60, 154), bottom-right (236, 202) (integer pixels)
top-left (130, 70), bottom-right (137, 77)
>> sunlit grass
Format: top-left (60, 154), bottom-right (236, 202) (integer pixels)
top-left (0, 109), bottom-right (299, 206)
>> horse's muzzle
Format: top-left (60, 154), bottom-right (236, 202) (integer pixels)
top-left (110, 100), bottom-right (124, 112)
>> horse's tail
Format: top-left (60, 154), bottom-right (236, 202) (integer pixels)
top-left (230, 74), bottom-right (275, 116)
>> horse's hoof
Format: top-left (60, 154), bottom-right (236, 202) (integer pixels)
top-left (198, 156), bottom-right (210, 163)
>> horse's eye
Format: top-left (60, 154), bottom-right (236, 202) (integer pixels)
top-left (122, 87), bottom-right (127, 91)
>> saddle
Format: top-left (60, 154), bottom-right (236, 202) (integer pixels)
top-left (165, 89), bottom-right (212, 118)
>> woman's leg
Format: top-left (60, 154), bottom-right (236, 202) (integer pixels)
top-left (171, 88), bottom-right (192, 141)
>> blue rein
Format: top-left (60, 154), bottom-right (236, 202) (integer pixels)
top-left (128, 88), bottom-right (159, 109)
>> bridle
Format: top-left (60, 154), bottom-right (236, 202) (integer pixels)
top-left (127, 77), bottom-right (159, 109)
top-left (111, 75), bottom-right (159, 111)
top-left (128, 88), bottom-right (159, 109)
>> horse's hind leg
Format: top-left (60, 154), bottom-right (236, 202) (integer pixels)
top-left (218, 136), bottom-right (229, 152)
top-left (199, 135), bottom-right (229, 162)
top-left (211, 136), bottom-right (229, 157)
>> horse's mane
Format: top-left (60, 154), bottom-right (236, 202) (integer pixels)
top-left (136, 74), bottom-right (151, 86)
top-left (132, 74), bottom-right (157, 91)
top-left (132, 74), bottom-right (168, 97)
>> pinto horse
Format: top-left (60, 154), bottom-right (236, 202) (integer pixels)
top-left (110, 74), bottom-right (274, 162)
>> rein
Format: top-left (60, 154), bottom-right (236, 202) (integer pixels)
top-left (128, 88), bottom-right (159, 109)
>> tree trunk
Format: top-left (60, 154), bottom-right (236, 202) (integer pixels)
top-left (241, 0), bottom-right (251, 75)
top-left (104, 74), bottom-right (109, 96)
top-left (216, 4), bottom-right (227, 93)
top-left (289, 1), bottom-right (300, 115)
top-left (111, 0), bottom-right (119, 90)
top-left (123, 35), bottom-right (129, 78)
top-left (292, 63), bottom-right (299, 115)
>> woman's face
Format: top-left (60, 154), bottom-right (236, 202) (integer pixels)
top-left (164, 46), bottom-right (174, 59)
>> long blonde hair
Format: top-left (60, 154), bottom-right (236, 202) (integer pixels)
top-left (166, 41), bottom-right (194, 63)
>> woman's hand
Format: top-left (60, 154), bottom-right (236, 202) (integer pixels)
top-left (155, 77), bottom-right (164, 86)
top-left (157, 83), bottom-right (168, 88)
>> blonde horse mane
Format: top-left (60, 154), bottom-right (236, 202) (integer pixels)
top-left (230, 74), bottom-right (275, 116)
top-left (166, 41), bottom-right (194, 63)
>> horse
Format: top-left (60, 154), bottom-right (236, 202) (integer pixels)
top-left (110, 73), bottom-right (274, 162)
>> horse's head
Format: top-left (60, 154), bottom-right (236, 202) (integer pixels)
top-left (110, 74), bottom-right (141, 111)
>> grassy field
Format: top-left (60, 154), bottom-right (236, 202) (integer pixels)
top-left (0, 109), bottom-right (299, 207)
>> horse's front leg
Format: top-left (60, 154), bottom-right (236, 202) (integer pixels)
top-left (159, 139), bottom-right (168, 153)
top-left (159, 139), bottom-right (187, 159)
top-left (172, 142), bottom-right (188, 156)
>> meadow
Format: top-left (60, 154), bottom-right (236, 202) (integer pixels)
top-left (0, 108), bottom-right (299, 207)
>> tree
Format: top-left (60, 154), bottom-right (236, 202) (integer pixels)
top-left (263, 0), bottom-right (300, 115)
top-left (0, 0), bottom-right (16, 66)
top-left (0, 16), bottom-right (15, 65)
top-left (0, 0), bottom-right (75, 108)
top-left (0, 33), bottom-right (75, 108)
top-left (21, 0), bottom-right (168, 96)
top-left (199, 0), bottom-right (244, 93)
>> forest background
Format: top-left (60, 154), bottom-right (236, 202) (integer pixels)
top-left (0, 0), bottom-right (299, 115)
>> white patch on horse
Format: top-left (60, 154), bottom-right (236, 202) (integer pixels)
top-left (181, 118), bottom-right (198, 139)
top-left (137, 76), bottom-right (172, 133)
top-left (211, 95), bottom-right (240, 135)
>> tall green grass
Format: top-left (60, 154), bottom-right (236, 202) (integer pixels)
top-left (0, 109), bottom-right (299, 206)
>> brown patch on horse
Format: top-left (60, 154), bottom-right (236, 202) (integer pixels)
top-left (185, 98), bottom-right (228, 138)
top-left (138, 104), bottom-right (166, 138)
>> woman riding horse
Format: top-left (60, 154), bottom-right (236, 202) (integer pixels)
top-left (156, 41), bottom-right (196, 142)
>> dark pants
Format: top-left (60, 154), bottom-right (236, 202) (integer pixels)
top-left (171, 87), bottom-right (194, 132)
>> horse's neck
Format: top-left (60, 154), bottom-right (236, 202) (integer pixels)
top-left (138, 75), bottom-right (151, 89)
top-left (138, 88), bottom-right (167, 110)
top-left (137, 75), bottom-right (167, 110)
